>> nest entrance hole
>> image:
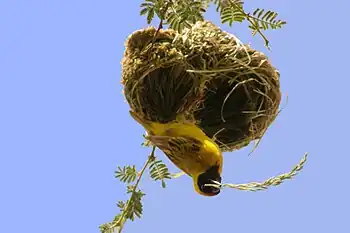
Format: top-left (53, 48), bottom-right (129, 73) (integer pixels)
top-left (133, 64), bottom-right (201, 123)
top-left (195, 73), bottom-right (276, 149)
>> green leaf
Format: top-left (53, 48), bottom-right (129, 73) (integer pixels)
top-left (147, 8), bottom-right (155, 24)
top-left (113, 214), bottom-right (123, 225)
top-left (99, 223), bottom-right (114, 233)
top-left (139, 0), bottom-right (159, 25)
top-left (250, 8), bottom-right (286, 31)
top-left (140, 2), bottom-right (154, 8)
top-left (162, 0), bottom-right (204, 32)
top-left (99, 214), bottom-right (124, 233)
top-left (117, 201), bottom-right (125, 210)
top-left (140, 7), bottom-right (149, 16)
top-left (149, 159), bottom-right (171, 188)
top-left (246, 8), bottom-right (286, 48)
top-left (220, 6), bottom-right (245, 26)
top-left (253, 8), bottom-right (260, 15)
top-left (125, 189), bottom-right (145, 221)
top-left (115, 165), bottom-right (137, 183)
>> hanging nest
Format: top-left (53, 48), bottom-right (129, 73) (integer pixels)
top-left (121, 27), bottom-right (204, 123)
top-left (121, 21), bottom-right (281, 152)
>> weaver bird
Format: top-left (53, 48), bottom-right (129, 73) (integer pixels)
top-left (130, 110), bottom-right (223, 196)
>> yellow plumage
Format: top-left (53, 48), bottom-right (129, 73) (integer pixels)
top-left (129, 110), bottom-right (223, 196)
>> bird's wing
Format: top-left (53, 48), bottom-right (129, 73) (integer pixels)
top-left (147, 135), bottom-right (201, 154)
top-left (146, 135), bottom-right (203, 173)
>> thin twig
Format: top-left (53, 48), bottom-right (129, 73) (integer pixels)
top-left (112, 146), bottom-right (156, 233)
top-left (149, 1), bottom-right (172, 49)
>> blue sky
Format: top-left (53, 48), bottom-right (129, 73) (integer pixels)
top-left (1, 1), bottom-right (349, 233)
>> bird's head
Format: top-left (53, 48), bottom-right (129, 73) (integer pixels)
top-left (193, 164), bottom-right (222, 197)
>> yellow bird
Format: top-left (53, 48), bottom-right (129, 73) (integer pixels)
top-left (129, 110), bottom-right (223, 196)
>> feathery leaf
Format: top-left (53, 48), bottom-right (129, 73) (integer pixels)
top-left (115, 165), bottom-right (137, 183)
top-left (149, 159), bottom-right (171, 188)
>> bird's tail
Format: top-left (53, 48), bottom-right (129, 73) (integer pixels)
top-left (129, 110), bottom-right (157, 134)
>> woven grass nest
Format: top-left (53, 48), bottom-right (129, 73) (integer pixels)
top-left (121, 21), bottom-right (281, 152)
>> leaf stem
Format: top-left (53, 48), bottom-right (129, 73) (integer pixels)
top-left (149, 0), bottom-right (172, 48)
top-left (246, 16), bottom-right (270, 49)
